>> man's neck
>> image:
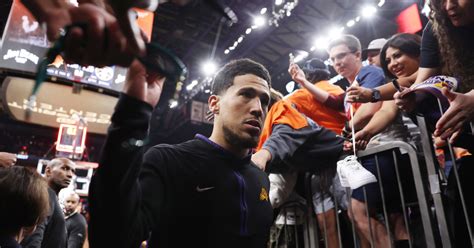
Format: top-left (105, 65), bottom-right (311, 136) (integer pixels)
top-left (48, 183), bottom-right (60, 195)
top-left (65, 211), bottom-right (77, 218)
top-left (347, 64), bottom-right (362, 83)
top-left (209, 132), bottom-right (249, 158)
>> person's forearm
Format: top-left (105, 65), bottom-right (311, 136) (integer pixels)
top-left (351, 102), bottom-right (382, 130)
top-left (361, 101), bottom-right (398, 136)
top-left (378, 83), bottom-right (397, 101)
top-left (379, 71), bottom-right (417, 101)
top-left (300, 80), bottom-right (329, 103)
top-left (415, 67), bottom-right (440, 84)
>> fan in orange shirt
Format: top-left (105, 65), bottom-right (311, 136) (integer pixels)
top-left (254, 58), bottom-right (346, 173)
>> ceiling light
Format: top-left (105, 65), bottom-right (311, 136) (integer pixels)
top-left (313, 37), bottom-right (329, 50)
top-left (253, 16), bottom-right (266, 28)
top-left (346, 20), bottom-right (355, 27)
top-left (186, 80), bottom-right (199, 91)
top-left (361, 5), bottom-right (377, 18)
top-left (293, 51), bottom-right (309, 63)
top-left (328, 27), bottom-right (343, 39)
top-left (201, 61), bottom-right (217, 76)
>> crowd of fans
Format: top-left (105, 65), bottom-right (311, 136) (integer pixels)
top-left (0, 0), bottom-right (473, 247)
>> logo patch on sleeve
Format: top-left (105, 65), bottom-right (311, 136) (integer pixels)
top-left (260, 187), bottom-right (269, 201)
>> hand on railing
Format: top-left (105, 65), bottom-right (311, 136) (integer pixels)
top-left (394, 86), bottom-right (416, 113)
top-left (435, 89), bottom-right (474, 143)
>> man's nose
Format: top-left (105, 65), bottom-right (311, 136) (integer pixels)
top-left (250, 98), bottom-right (263, 117)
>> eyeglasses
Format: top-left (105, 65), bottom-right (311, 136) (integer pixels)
top-left (27, 24), bottom-right (187, 119)
top-left (328, 51), bottom-right (355, 66)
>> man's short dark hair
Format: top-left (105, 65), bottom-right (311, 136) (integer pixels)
top-left (211, 58), bottom-right (271, 95)
top-left (47, 157), bottom-right (75, 169)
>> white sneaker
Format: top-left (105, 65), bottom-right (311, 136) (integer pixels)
top-left (337, 155), bottom-right (377, 190)
top-left (269, 172), bottom-right (297, 208)
top-left (337, 160), bottom-right (350, 188)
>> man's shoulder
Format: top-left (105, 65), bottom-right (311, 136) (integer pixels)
top-left (67, 212), bottom-right (87, 226)
top-left (357, 65), bottom-right (386, 88)
top-left (360, 65), bottom-right (384, 76)
top-left (149, 138), bottom-right (203, 153)
top-left (145, 139), bottom-right (206, 162)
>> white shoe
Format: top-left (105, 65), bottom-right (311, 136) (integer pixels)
top-left (337, 160), bottom-right (350, 188)
top-left (337, 155), bottom-right (377, 189)
top-left (269, 172), bottom-right (297, 208)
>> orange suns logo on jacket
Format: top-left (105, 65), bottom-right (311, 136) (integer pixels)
top-left (259, 187), bottom-right (269, 201)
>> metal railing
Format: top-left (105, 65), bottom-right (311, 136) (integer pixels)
top-left (269, 116), bottom-right (473, 248)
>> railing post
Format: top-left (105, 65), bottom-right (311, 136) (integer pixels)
top-left (416, 116), bottom-right (452, 247)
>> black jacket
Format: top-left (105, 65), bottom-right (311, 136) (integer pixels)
top-left (89, 94), bottom-right (273, 248)
top-left (21, 188), bottom-right (66, 248)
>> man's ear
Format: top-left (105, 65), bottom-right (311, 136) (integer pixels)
top-left (208, 95), bottom-right (220, 115)
top-left (355, 51), bottom-right (361, 60)
top-left (45, 166), bottom-right (52, 177)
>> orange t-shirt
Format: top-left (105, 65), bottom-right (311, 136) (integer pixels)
top-left (288, 80), bottom-right (346, 134)
top-left (257, 81), bottom-right (346, 151)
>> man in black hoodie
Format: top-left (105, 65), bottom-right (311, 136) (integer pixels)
top-left (21, 158), bottom-right (76, 248)
top-left (89, 58), bottom-right (273, 247)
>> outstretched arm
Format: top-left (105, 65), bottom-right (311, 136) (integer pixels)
top-left (88, 60), bottom-right (165, 247)
top-left (288, 63), bottom-right (330, 103)
top-left (288, 63), bottom-right (344, 111)
top-left (346, 71), bottom-right (417, 103)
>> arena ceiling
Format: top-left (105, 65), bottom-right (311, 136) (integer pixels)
top-left (152, 0), bottom-right (424, 95)
top-left (148, 0), bottom-right (425, 144)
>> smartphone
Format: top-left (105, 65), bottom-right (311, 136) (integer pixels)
top-left (289, 53), bottom-right (295, 65)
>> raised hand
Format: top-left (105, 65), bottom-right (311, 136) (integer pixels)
top-left (288, 63), bottom-right (307, 86)
top-left (393, 86), bottom-right (416, 113)
top-left (123, 60), bottom-right (166, 107)
top-left (63, 3), bottom-right (134, 67)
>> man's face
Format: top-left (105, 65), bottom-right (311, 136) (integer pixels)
top-left (212, 74), bottom-right (270, 149)
top-left (64, 195), bottom-right (80, 215)
top-left (444, 0), bottom-right (474, 27)
top-left (46, 161), bottom-right (75, 190)
top-left (367, 50), bottom-right (381, 67)
top-left (329, 44), bottom-right (361, 80)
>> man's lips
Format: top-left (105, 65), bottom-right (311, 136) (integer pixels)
top-left (243, 119), bottom-right (262, 132)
